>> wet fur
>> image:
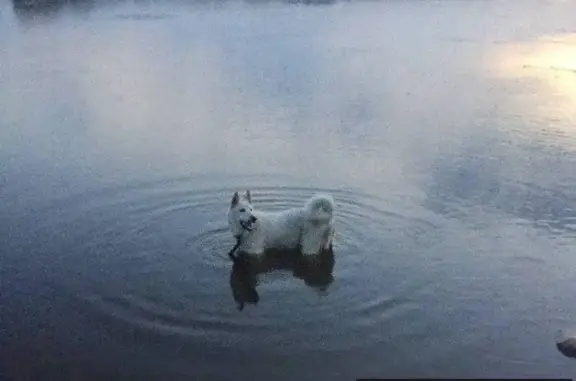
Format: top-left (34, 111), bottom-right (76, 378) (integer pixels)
top-left (227, 190), bottom-right (335, 255)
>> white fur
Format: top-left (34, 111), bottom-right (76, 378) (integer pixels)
top-left (227, 191), bottom-right (335, 255)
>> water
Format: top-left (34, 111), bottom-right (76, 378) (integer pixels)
top-left (1, 0), bottom-right (576, 379)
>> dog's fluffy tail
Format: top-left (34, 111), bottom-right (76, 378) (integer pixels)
top-left (305, 194), bottom-right (335, 221)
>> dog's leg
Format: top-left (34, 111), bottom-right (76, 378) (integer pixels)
top-left (322, 225), bottom-right (335, 250)
top-left (301, 242), bottom-right (322, 255)
top-left (241, 244), bottom-right (264, 256)
top-left (301, 228), bottom-right (323, 255)
top-left (239, 234), bottom-right (265, 256)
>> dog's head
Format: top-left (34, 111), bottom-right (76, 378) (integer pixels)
top-left (227, 190), bottom-right (258, 238)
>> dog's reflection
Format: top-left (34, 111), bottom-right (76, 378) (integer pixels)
top-left (229, 248), bottom-right (335, 311)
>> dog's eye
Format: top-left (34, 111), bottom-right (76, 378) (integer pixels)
top-left (239, 208), bottom-right (246, 212)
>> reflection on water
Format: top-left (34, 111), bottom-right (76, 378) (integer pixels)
top-left (12, 0), bottom-right (94, 20)
top-left (423, 30), bottom-right (576, 238)
top-left (230, 249), bottom-right (335, 310)
top-left (2, 0), bottom-right (576, 379)
top-left (495, 33), bottom-right (576, 112)
top-left (11, 0), bottom-right (337, 18)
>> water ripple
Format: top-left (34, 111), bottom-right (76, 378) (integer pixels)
top-left (30, 177), bottom-right (438, 353)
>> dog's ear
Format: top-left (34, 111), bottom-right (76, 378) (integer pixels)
top-left (231, 192), bottom-right (240, 208)
top-left (245, 190), bottom-right (252, 203)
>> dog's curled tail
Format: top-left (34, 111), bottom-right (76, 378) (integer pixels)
top-left (305, 193), bottom-right (335, 221)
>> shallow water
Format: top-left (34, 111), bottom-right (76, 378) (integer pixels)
top-left (1, 0), bottom-right (576, 379)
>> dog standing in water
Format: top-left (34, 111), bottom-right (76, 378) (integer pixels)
top-left (227, 190), bottom-right (335, 255)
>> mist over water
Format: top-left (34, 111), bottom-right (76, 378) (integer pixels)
top-left (1, 0), bottom-right (576, 379)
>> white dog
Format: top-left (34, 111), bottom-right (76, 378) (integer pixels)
top-left (227, 190), bottom-right (335, 255)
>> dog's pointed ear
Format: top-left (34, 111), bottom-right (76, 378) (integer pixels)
top-left (245, 190), bottom-right (252, 203)
top-left (231, 192), bottom-right (240, 208)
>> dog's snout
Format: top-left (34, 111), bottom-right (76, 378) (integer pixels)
top-left (250, 215), bottom-right (258, 223)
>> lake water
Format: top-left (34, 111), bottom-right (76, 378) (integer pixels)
top-left (1, 0), bottom-right (576, 379)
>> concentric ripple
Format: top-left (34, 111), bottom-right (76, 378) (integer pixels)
top-left (32, 176), bottom-right (440, 354)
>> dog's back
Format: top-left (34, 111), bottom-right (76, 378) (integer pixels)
top-left (254, 208), bottom-right (306, 250)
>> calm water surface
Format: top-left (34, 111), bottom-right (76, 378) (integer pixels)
top-left (1, 0), bottom-right (576, 379)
